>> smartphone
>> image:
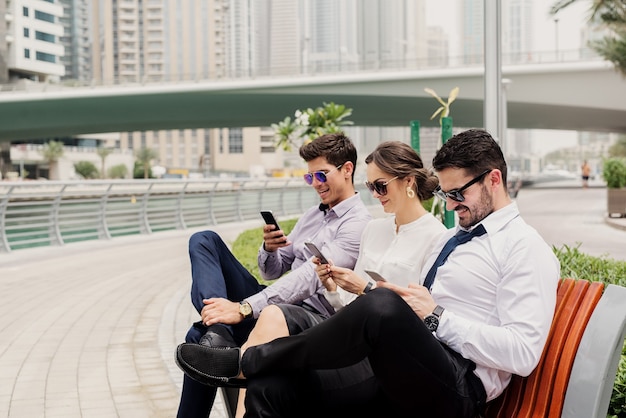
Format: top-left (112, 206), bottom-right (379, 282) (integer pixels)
top-left (364, 270), bottom-right (387, 282)
top-left (304, 241), bottom-right (330, 265)
top-left (260, 210), bottom-right (282, 233)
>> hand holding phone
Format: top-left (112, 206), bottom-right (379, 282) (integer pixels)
top-left (260, 210), bottom-right (287, 250)
top-left (304, 242), bottom-right (330, 265)
top-left (260, 210), bottom-right (281, 232)
top-left (364, 270), bottom-right (387, 282)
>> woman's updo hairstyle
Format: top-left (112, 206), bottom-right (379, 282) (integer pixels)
top-left (365, 141), bottom-right (439, 201)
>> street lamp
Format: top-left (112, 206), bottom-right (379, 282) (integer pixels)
top-left (500, 78), bottom-right (512, 155)
top-left (554, 18), bottom-right (559, 61)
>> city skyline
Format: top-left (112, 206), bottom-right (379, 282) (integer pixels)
top-left (426, 0), bottom-right (589, 57)
top-left (0, 0), bottom-right (617, 181)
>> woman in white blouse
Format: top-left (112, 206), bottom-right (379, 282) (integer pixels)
top-left (228, 141), bottom-right (445, 417)
top-left (319, 140), bottom-right (446, 309)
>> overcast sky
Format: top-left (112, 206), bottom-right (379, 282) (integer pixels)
top-left (425, 0), bottom-right (590, 57)
top-left (424, 0), bottom-right (591, 157)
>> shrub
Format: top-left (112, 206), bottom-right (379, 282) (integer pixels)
top-left (108, 164), bottom-right (129, 179)
top-left (74, 161), bottom-right (99, 179)
top-left (603, 158), bottom-right (626, 189)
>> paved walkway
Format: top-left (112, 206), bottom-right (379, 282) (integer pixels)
top-left (0, 221), bottom-right (256, 418)
top-left (0, 186), bottom-right (624, 418)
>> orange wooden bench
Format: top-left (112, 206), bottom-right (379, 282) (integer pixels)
top-left (220, 278), bottom-right (626, 417)
top-left (485, 278), bottom-right (626, 418)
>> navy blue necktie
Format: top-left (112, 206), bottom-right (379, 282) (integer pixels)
top-left (423, 224), bottom-right (487, 291)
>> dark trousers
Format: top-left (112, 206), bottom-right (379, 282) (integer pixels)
top-left (242, 288), bottom-right (486, 418)
top-left (177, 230), bottom-right (264, 418)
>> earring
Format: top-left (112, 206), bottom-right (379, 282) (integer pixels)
top-left (406, 187), bottom-right (415, 198)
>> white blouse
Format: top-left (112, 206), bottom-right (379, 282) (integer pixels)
top-left (324, 213), bottom-right (446, 309)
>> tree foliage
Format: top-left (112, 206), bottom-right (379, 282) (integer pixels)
top-left (108, 164), bottom-right (129, 179)
top-left (133, 161), bottom-right (153, 179)
top-left (551, 0), bottom-right (626, 75)
top-left (40, 140), bottom-right (64, 162)
top-left (424, 87), bottom-right (460, 125)
top-left (97, 147), bottom-right (113, 179)
top-left (603, 157), bottom-right (626, 188)
top-left (134, 147), bottom-right (158, 179)
top-left (271, 102), bottom-right (353, 151)
top-left (74, 161), bottom-right (99, 179)
top-left (609, 136), bottom-right (626, 157)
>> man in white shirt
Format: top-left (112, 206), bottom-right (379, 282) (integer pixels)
top-left (175, 129), bottom-right (560, 418)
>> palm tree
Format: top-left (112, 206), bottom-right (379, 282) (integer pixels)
top-left (551, 0), bottom-right (626, 75)
top-left (135, 148), bottom-right (158, 179)
top-left (271, 102), bottom-right (354, 151)
top-left (424, 87), bottom-right (460, 125)
top-left (40, 140), bottom-right (65, 180)
top-left (96, 147), bottom-right (113, 179)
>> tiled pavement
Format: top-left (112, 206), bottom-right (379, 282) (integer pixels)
top-left (0, 221), bottom-right (262, 418)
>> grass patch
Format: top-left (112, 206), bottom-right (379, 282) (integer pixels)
top-left (231, 218), bottom-right (298, 285)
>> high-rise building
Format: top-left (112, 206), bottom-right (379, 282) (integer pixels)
top-left (460, 0), bottom-right (534, 65)
top-left (4, 0), bottom-right (65, 81)
top-left (502, 0), bottom-right (533, 63)
top-left (59, 0), bottom-right (91, 82)
top-left (91, 0), bottom-right (286, 177)
top-left (0, 0), bottom-right (8, 83)
top-left (85, 0), bottom-right (436, 177)
top-left (427, 26), bottom-right (449, 67)
top-left (460, 0), bottom-right (484, 65)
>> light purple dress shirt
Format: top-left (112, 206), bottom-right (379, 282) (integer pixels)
top-left (247, 192), bottom-right (372, 318)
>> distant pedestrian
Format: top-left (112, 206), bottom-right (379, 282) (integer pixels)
top-left (581, 160), bottom-right (591, 189)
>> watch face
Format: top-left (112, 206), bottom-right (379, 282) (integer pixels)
top-left (240, 302), bottom-right (252, 317)
top-left (424, 315), bottom-right (439, 332)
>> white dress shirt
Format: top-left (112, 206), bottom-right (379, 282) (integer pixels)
top-left (324, 213), bottom-right (446, 309)
top-left (425, 201), bottom-right (560, 401)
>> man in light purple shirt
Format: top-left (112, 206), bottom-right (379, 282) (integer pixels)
top-left (176, 132), bottom-right (372, 418)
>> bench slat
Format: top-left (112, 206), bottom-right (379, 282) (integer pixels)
top-left (561, 283), bottom-right (626, 418)
top-left (485, 278), bottom-right (605, 418)
top-left (548, 281), bottom-right (603, 416)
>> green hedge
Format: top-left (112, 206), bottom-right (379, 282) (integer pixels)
top-left (232, 229), bottom-right (626, 417)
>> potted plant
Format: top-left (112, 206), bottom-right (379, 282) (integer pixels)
top-left (602, 157), bottom-right (626, 217)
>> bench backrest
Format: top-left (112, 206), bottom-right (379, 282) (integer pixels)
top-left (485, 278), bottom-right (605, 418)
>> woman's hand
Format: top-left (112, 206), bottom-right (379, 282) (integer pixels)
top-left (326, 265), bottom-right (370, 295)
top-left (314, 257), bottom-right (337, 291)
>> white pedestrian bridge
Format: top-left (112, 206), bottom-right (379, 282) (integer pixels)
top-left (1, 50), bottom-right (625, 141)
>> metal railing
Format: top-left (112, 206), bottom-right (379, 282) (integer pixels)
top-left (0, 48), bottom-right (602, 92)
top-left (0, 178), bottom-right (377, 253)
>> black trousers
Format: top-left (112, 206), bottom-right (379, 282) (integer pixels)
top-left (242, 288), bottom-right (486, 418)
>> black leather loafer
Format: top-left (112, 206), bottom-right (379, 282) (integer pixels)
top-left (175, 343), bottom-right (247, 388)
top-left (199, 324), bottom-right (237, 348)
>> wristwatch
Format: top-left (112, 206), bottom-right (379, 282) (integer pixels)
top-left (358, 281), bottom-right (375, 296)
top-left (239, 301), bottom-right (253, 319)
top-left (424, 305), bottom-right (445, 332)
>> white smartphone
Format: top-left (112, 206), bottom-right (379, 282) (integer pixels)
top-left (304, 241), bottom-right (330, 265)
top-left (364, 270), bottom-right (387, 282)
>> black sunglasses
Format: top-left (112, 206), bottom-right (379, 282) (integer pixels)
top-left (364, 176), bottom-right (398, 196)
top-left (433, 169), bottom-right (491, 202)
top-left (303, 164), bottom-right (344, 185)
